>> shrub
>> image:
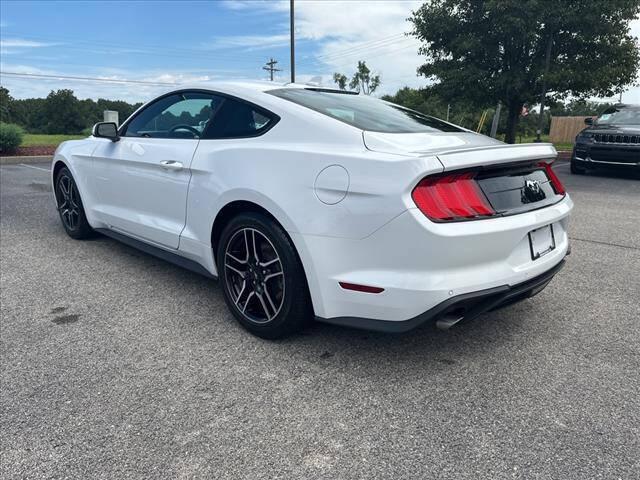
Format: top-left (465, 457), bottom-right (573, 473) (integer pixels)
top-left (0, 122), bottom-right (24, 153)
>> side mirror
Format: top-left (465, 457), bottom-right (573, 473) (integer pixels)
top-left (93, 122), bottom-right (119, 142)
top-left (584, 117), bottom-right (593, 126)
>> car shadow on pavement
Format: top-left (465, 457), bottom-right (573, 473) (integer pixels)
top-left (93, 230), bottom-right (550, 375)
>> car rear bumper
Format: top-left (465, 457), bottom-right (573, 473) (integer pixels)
top-left (316, 258), bottom-right (566, 333)
top-left (292, 195), bottom-right (573, 326)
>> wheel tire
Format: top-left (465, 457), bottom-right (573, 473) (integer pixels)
top-left (217, 212), bottom-right (312, 339)
top-left (54, 167), bottom-right (94, 239)
top-left (570, 160), bottom-right (586, 175)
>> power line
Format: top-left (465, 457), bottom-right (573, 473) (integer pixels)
top-left (295, 37), bottom-right (417, 70)
top-left (309, 34), bottom-right (408, 61)
top-left (0, 71), bottom-right (177, 86)
top-left (262, 58), bottom-right (282, 81)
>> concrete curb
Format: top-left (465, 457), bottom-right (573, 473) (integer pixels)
top-left (1, 156), bottom-right (52, 165)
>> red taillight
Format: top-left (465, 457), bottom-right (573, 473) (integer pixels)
top-left (412, 172), bottom-right (495, 222)
top-left (539, 161), bottom-right (566, 195)
top-left (339, 282), bottom-right (384, 294)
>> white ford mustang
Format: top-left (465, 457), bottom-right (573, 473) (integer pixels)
top-left (52, 82), bottom-right (573, 338)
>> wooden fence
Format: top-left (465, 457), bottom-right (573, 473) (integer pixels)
top-left (549, 116), bottom-right (596, 144)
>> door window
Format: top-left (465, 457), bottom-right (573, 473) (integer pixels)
top-left (123, 92), bottom-right (221, 139)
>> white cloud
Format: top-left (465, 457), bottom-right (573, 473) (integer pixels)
top-left (0, 38), bottom-right (54, 48)
top-left (0, 37), bottom-right (59, 55)
top-left (206, 33), bottom-right (291, 51)
top-left (220, 0), bottom-right (286, 12)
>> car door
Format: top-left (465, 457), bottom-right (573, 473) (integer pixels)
top-left (91, 91), bottom-right (222, 249)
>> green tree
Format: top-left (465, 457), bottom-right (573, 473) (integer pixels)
top-left (333, 61), bottom-right (381, 94)
top-left (548, 99), bottom-right (615, 116)
top-left (43, 89), bottom-right (86, 134)
top-left (0, 87), bottom-right (13, 123)
top-left (383, 86), bottom-right (487, 132)
top-left (333, 73), bottom-right (348, 90)
top-left (0, 87), bottom-right (143, 133)
top-left (409, 0), bottom-right (640, 143)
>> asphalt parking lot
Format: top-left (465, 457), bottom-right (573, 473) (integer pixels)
top-left (1, 160), bottom-right (639, 479)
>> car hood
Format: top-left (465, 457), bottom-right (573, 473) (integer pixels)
top-left (362, 131), bottom-right (557, 171)
top-left (586, 124), bottom-right (640, 134)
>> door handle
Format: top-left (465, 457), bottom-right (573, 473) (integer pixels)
top-left (159, 160), bottom-right (183, 171)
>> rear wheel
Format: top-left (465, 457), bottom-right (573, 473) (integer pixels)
top-left (217, 212), bottom-right (312, 339)
top-left (54, 167), bottom-right (94, 239)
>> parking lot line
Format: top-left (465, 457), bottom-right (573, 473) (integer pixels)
top-left (19, 163), bottom-right (50, 172)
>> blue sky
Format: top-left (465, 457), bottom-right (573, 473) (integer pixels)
top-left (0, 0), bottom-right (427, 102)
top-left (1, 0), bottom-right (639, 104)
top-left (1, 1), bottom-right (309, 76)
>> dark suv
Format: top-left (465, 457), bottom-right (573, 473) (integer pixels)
top-left (571, 104), bottom-right (640, 174)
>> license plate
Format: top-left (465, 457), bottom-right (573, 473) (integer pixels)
top-left (529, 224), bottom-right (556, 260)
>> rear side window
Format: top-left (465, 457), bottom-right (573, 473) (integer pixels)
top-left (203, 97), bottom-right (276, 139)
top-left (267, 88), bottom-right (463, 133)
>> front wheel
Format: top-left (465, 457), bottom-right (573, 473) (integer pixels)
top-left (54, 167), bottom-right (94, 239)
top-left (217, 212), bottom-right (312, 339)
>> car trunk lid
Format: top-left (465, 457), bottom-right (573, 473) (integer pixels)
top-left (362, 131), bottom-right (557, 171)
top-left (363, 131), bottom-right (564, 220)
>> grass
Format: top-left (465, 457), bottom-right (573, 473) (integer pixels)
top-left (507, 135), bottom-right (573, 151)
top-left (21, 133), bottom-right (87, 147)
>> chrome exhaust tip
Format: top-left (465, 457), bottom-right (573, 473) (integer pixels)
top-left (436, 313), bottom-right (465, 330)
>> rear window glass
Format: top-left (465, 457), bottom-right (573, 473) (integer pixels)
top-left (267, 88), bottom-right (463, 133)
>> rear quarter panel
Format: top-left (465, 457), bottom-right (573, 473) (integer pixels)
top-left (179, 111), bottom-right (443, 278)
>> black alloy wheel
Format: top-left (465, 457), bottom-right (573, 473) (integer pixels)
top-left (55, 167), bottom-right (93, 239)
top-left (217, 212), bottom-right (312, 339)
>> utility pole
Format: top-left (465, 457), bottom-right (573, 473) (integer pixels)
top-left (535, 33), bottom-right (553, 142)
top-left (446, 104), bottom-right (450, 122)
top-left (263, 58), bottom-right (281, 81)
top-left (490, 102), bottom-right (501, 138)
top-left (290, 0), bottom-right (295, 83)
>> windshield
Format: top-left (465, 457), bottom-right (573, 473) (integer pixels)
top-left (596, 106), bottom-right (640, 126)
top-left (267, 88), bottom-right (464, 133)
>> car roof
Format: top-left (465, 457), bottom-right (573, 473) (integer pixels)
top-left (154, 81), bottom-right (351, 101)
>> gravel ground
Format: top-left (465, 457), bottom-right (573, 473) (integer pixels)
top-left (1, 161), bottom-right (639, 479)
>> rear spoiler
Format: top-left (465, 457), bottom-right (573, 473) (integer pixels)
top-left (435, 143), bottom-right (557, 171)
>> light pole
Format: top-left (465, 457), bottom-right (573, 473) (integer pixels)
top-left (535, 34), bottom-right (553, 143)
top-left (290, 0), bottom-right (295, 83)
